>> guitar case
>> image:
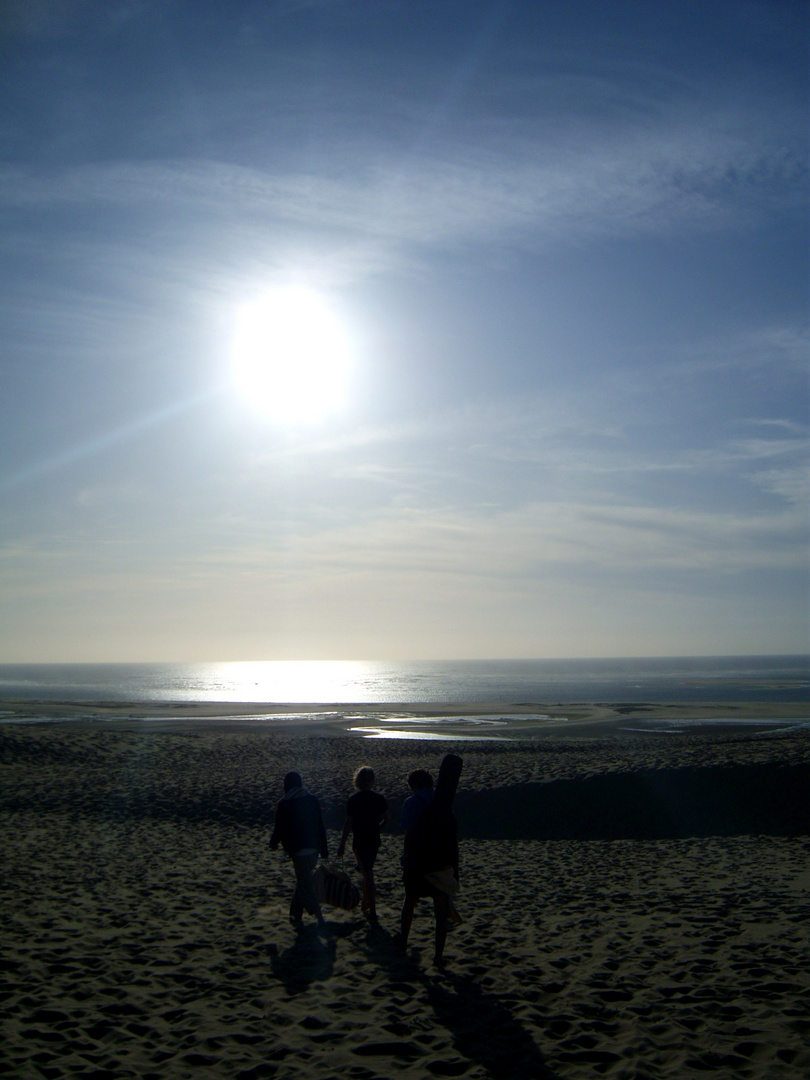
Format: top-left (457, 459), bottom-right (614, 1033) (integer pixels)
top-left (413, 753), bottom-right (463, 873)
top-left (433, 752), bottom-right (463, 812)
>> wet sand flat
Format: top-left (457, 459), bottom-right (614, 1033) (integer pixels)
top-left (1, 720), bottom-right (808, 1079)
top-left (0, 697), bottom-right (807, 735)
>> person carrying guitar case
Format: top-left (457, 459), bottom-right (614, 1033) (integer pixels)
top-left (399, 754), bottom-right (462, 966)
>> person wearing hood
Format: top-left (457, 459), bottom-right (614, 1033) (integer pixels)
top-left (270, 771), bottom-right (329, 928)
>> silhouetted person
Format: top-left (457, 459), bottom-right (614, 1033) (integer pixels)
top-left (399, 766), bottom-right (460, 965)
top-left (337, 765), bottom-right (390, 923)
top-left (270, 770), bottom-right (328, 929)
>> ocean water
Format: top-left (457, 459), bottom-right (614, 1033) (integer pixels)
top-left (0, 656), bottom-right (807, 706)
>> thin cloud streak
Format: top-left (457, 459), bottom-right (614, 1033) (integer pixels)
top-left (2, 106), bottom-right (803, 257)
top-left (7, 493), bottom-right (800, 582)
top-left (223, 501), bottom-right (808, 576)
top-left (237, 389), bottom-right (809, 501)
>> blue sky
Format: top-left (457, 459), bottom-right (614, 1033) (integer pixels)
top-left (1, 0), bottom-right (807, 661)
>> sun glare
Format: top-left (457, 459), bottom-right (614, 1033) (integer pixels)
top-left (231, 287), bottom-right (353, 422)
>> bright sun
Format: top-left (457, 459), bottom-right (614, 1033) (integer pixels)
top-left (231, 287), bottom-right (353, 422)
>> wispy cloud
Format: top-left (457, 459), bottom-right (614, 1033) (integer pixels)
top-left (2, 102), bottom-right (803, 264)
top-left (184, 497), bottom-right (807, 582)
top-left (10, 494), bottom-right (797, 602)
top-left (646, 323), bottom-right (810, 380)
top-left (236, 386), bottom-right (810, 501)
top-left (751, 464), bottom-right (810, 507)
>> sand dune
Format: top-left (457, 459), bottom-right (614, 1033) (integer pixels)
top-left (1, 721), bottom-right (809, 1078)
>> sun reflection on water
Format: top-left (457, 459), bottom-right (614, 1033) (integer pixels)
top-left (195, 661), bottom-right (385, 703)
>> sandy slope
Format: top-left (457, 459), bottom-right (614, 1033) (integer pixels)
top-left (1, 722), bottom-right (808, 1079)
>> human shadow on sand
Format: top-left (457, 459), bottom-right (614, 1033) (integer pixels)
top-left (268, 920), bottom-right (362, 995)
top-left (427, 973), bottom-right (561, 1080)
top-left (363, 929), bottom-right (560, 1080)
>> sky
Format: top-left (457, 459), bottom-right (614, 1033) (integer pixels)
top-left (1, 0), bottom-right (808, 662)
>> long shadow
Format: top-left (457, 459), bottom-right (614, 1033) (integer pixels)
top-left (427, 972), bottom-right (560, 1080)
top-left (362, 928), bottom-right (561, 1080)
top-left (268, 919), bottom-right (362, 995)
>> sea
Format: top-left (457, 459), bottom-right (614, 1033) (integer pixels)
top-left (0, 656), bottom-right (807, 708)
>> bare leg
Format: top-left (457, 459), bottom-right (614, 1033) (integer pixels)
top-left (363, 868), bottom-right (377, 919)
top-left (432, 893), bottom-right (450, 965)
top-left (354, 848), bottom-right (378, 921)
top-left (400, 896), bottom-right (417, 946)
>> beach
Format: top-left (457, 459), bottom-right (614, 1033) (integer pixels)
top-left (1, 706), bottom-right (808, 1079)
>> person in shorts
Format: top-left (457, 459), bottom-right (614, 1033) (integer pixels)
top-left (336, 766), bottom-right (390, 923)
top-left (399, 767), bottom-right (458, 966)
